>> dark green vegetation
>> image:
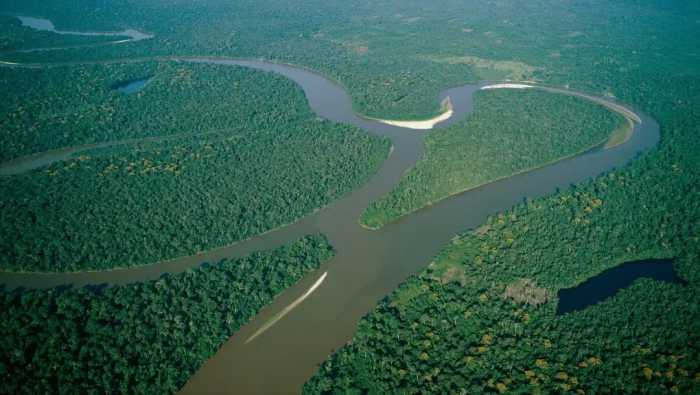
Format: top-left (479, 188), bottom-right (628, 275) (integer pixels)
top-left (0, 63), bottom-right (389, 272)
top-left (0, 0), bottom-right (578, 121)
top-left (3, 1), bottom-right (695, 120)
top-left (1, 61), bottom-right (349, 162)
top-left (0, 0), bottom-right (699, 393)
top-left (0, 15), bottom-right (124, 52)
top-left (361, 89), bottom-right (625, 229)
top-left (0, 235), bottom-right (333, 394)
top-left (295, 1), bottom-right (699, 393)
top-left (306, 181), bottom-right (699, 393)
top-left (0, 0), bottom-right (484, 120)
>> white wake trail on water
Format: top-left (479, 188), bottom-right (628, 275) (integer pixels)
top-left (245, 271), bottom-right (328, 344)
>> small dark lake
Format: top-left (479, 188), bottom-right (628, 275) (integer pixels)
top-left (112, 78), bottom-right (151, 94)
top-left (557, 258), bottom-right (685, 315)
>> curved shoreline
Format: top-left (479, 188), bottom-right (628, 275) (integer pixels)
top-left (358, 139), bottom-right (608, 231)
top-left (358, 83), bottom-right (642, 230)
top-left (0, 62), bottom-right (637, 178)
top-left (367, 97), bottom-right (454, 130)
top-left (0, 15), bottom-right (152, 54)
top-left (15, 15), bottom-right (152, 42)
top-left (0, 61), bottom-right (641, 275)
top-left (0, 18), bottom-right (661, 395)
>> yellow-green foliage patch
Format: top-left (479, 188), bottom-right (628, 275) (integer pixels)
top-left (422, 55), bottom-right (539, 81)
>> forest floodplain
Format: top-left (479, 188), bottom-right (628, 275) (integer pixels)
top-left (0, 62), bottom-right (389, 272)
top-left (360, 88), bottom-right (627, 229)
top-left (0, 14), bottom-right (128, 52)
top-left (0, 235), bottom-right (334, 394)
top-left (423, 55), bottom-right (539, 81)
top-left (0, 1), bottom-right (698, 394)
top-left (307, 195), bottom-right (698, 393)
top-left (13, 15), bottom-right (152, 43)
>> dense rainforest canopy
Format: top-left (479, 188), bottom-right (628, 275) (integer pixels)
top-left (361, 88), bottom-right (626, 229)
top-left (2, 1), bottom-right (698, 120)
top-left (308, 139), bottom-right (700, 393)
top-left (0, 62), bottom-right (388, 272)
top-left (0, 235), bottom-right (333, 394)
top-left (0, 0), bottom-right (698, 393)
top-left (0, 61), bottom-right (384, 163)
top-left (303, 1), bottom-right (700, 388)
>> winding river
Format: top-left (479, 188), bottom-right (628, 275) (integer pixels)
top-left (0, 16), bottom-right (661, 395)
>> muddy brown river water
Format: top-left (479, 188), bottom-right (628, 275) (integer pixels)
top-left (0, 19), bottom-right (660, 394)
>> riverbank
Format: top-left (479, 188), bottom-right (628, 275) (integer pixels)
top-left (359, 85), bottom-right (636, 229)
top-left (0, 21), bottom-right (661, 394)
top-left (369, 97), bottom-right (454, 130)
